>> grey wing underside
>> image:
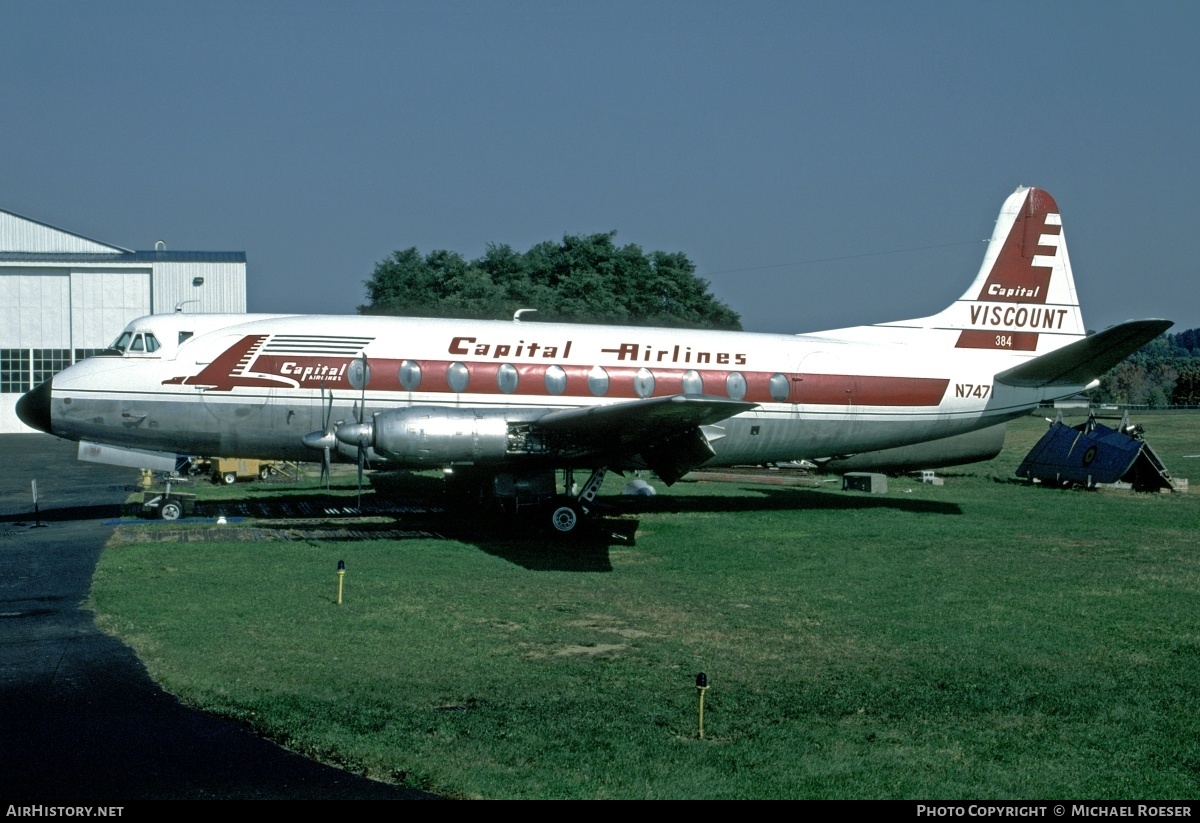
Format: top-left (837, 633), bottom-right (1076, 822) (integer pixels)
top-left (534, 394), bottom-right (757, 484)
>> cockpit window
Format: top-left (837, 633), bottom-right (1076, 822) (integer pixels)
top-left (107, 331), bottom-right (162, 355)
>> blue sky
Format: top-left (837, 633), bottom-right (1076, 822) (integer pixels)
top-left (3, 2), bottom-right (1197, 334)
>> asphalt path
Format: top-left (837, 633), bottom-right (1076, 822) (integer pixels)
top-left (0, 434), bottom-right (433, 801)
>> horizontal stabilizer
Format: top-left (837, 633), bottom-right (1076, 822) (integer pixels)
top-left (994, 319), bottom-right (1172, 389)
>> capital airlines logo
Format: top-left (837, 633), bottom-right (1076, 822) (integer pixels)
top-left (163, 334), bottom-right (374, 392)
top-left (975, 189), bottom-right (1062, 305)
top-left (956, 188), bottom-right (1070, 352)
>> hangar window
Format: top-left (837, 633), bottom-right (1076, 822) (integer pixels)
top-left (497, 363), bottom-right (519, 394)
top-left (634, 368), bottom-right (655, 398)
top-left (447, 361), bottom-right (470, 393)
top-left (73, 348), bottom-right (108, 363)
top-left (398, 360), bottom-right (422, 391)
top-left (726, 371), bottom-right (747, 401)
top-left (587, 365), bottom-right (609, 396)
top-left (769, 373), bottom-right (790, 402)
top-left (0, 349), bottom-right (30, 393)
top-left (32, 350), bottom-right (71, 384)
top-left (545, 365), bottom-right (567, 395)
top-left (681, 369), bottom-right (703, 395)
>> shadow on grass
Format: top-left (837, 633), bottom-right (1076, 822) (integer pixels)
top-left (607, 485), bottom-right (963, 517)
top-left (101, 471), bottom-right (961, 571)
top-left (0, 502), bottom-right (123, 523)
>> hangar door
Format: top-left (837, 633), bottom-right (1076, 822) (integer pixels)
top-left (70, 270), bottom-right (151, 353)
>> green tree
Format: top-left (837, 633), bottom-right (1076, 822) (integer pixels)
top-left (1092, 328), bottom-right (1200, 406)
top-left (1171, 367), bottom-right (1200, 406)
top-left (360, 232), bottom-right (742, 330)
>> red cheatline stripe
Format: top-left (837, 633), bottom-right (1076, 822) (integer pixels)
top-left (243, 354), bottom-right (950, 407)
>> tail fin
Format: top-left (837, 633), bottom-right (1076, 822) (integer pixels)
top-left (925, 185), bottom-right (1171, 389)
top-left (924, 186), bottom-right (1085, 355)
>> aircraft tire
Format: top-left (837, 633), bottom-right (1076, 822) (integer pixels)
top-left (222, 472), bottom-right (237, 485)
top-left (159, 500), bottom-right (183, 521)
top-left (549, 498), bottom-right (582, 536)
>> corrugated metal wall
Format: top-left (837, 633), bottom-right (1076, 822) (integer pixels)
top-left (151, 260), bottom-right (247, 314)
top-left (0, 210), bottom-right (126, 254)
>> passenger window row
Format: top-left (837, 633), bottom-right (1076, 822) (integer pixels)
top-left (394, 359), bottom-right (792, 402)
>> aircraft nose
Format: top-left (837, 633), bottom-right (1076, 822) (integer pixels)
top-left (16, 378), bottom-right (53, 435)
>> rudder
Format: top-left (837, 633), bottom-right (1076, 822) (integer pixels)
top-left (927, 186), bottom-right (1086, 354)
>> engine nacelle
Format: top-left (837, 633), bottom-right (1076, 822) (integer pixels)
top-left (372, 406), bottom-right (510, 464)
top-left (820, 423), bottom-right (1007, 474)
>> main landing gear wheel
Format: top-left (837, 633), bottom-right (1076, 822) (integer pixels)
top-left (549, 497), bottom-right (583, 536)
top-left (159, 500), bottom-right (183, 521)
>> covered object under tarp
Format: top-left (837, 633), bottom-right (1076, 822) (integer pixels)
top-left (1016, 413), bottom-right (1177, 492)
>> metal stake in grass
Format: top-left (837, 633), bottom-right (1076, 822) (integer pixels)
top-left (695, 672), bottom-right (709, 739)
top-left (336, 559), bottom-right (346, 605)
top-left (31, 480), bottom-right (46, 529)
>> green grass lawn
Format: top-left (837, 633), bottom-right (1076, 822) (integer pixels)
top-left (90, 412), bottom-right (1200, 798)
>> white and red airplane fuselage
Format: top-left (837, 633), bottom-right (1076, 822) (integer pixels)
top-left (16, 187), bottom-right (1170, 494)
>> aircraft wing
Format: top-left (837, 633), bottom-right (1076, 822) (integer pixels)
top-left (994, 319), bottom-right (1172, 389)
top-left (535, 394), bottom-right (757, 484)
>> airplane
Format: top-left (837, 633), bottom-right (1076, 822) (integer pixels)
top-left (16, 186), bottom-right (1171, 534)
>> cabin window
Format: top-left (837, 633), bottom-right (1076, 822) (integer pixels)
top-left (587, 365), bottom-right (609, 396)
top-left (398, 360), bottom-right (421, 391)
top-left (347, 358), bottom-right (371, 390)
top-left (726, 371), bottom-right (747, 401)
top-left (545, 365), bottom-right (567, 395)
top-left (497, 363), bottom-right (519, 394)
top-left (634, 368), bottom-right (655, 398)
top-left (681, 369), bottom-right (703, 395)
top-left (447, 361), bottom-right (469, 393)
top-left (769, 373), bottom-right (790, 402)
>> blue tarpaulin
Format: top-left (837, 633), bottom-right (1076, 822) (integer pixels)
top-left (1017, 420), bottom-right (1142, 486)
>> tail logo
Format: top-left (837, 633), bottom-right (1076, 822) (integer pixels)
top-left (954, 188), bottom-right (1078, 351)
top-left (975, 189), bottom-right (1062, 305)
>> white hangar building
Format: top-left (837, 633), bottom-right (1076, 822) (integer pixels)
top-left (1, 208), bottom-right (247, 432)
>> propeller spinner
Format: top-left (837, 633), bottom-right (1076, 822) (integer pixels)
top-left (302, 358), bottom-right (372, 508)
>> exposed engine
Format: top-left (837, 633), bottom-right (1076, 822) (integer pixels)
top-left (336, 406), bottom-right (515, 464)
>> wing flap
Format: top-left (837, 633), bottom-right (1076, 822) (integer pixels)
top-left (535, 394), bottom-right (757, 483)
top-left (994, 319), bottom-right (1172, 389)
